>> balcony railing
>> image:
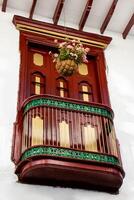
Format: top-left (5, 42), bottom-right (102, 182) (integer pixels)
top-left (12, 94), bottom-right (123, 169)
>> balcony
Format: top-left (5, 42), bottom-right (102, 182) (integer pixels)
top-left (12, 94), bottom-right (125, 192)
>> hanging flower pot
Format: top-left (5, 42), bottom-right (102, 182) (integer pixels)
top-left (55, 59), bottom-right (78, 76)
top-left (50, 39), bottom-right (90, 77)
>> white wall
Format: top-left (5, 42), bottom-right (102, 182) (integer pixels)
top-left (0, 11), bottom-right (19, 168)
top-left (105, 32), bottom-right (134, 197)
top-left (0, 9), bottom-right (134, 200)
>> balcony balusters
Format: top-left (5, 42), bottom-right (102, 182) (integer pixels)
top-left (20, 97), bottom-right (120, 165)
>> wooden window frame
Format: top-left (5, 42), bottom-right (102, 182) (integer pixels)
top-left (56, 77), bottom-right (69, 98)
top-left (79, 81), bottom-right (93, 102)
top-left (31, 72), bottom-right (45, 95)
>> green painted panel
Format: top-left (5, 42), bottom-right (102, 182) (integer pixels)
top-left (24, 98), bottom-right (113, 119)
top-left (21, 146), bottom-right (119, 166)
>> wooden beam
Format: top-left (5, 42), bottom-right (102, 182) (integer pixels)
top-left (29, 0), bottom-right (37, 19)
top-left (53, 0), bottom-right (65, 25)
top-left (100, 0), bottom-right (118, 34)
top-left (122, 13), bottom-right (134, 39)
top-left (2, 0), bottom-right (8, 12)
top-left (79, 0), bottom-right (93, 30)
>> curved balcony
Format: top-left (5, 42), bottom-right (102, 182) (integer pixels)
top-left (12, 95), bottom-right (125, 192)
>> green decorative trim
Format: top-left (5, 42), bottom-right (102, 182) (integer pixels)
top-left (21, 146), bottom-right (119, 166)
top-left (24, 98), bottom-right (113, 119)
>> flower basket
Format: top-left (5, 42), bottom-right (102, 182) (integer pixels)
top-left (50, 39), bottom-right (90, 77)
top-left (55, 59), bottom-right (78, 76)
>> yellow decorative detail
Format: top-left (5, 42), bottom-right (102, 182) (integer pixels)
top-left (78, 63), bottom-right (88, 75)
top-left (83, 94), bottom-right (89, 102)
top-left (109, 127), bottom-right (118, 157)
top-left (16, 24), bottom-right (107, 49)
top-left (35, 76), bottom-right (40, 95)
top-left (60, 90), bottom-right (64, 97)
top-left (84, 124), bottom-right (98, 151)
top-left (35, 77), bottom-right (40, 82)
top-left (82, 85), bottom-right (88, 92)
top-left (59, 121), bottom-right (70, 148)
top-left (33, 53), bottom-right (43, 66)
top-left (82, 85), bottom-right (89, 101)
top-left (32, 116), bottom-right (43, 146)
top-left (22, 115), bottom-right (27, 152)
top-left (60, 81), bottom-right (64, 88)
top-left (60, 81), bottom-right (64, 97)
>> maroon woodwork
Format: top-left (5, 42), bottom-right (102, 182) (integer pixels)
top-left (16, 159), bottom-right (123, 193)
top-left (12, 15), bottom-right (112, 109)
top-left (2, 0), bottom-right (8, 12)
top-left (14, 32), bottom-right (111, 110)
top-left (122, 13), bottom-right (134, 39)
top-left (15, 94), bottom-right (115, 153)
top-left (12, 15), bottom-right (125, 192)
top-left (53, 0), bottom-right (65, 25)
top-left (29, 0), bottom-right (37, 19)
top-left (100, 0), bottom-right (118, 34)
top-left (13, 15), bottom-right (112, 49)
top-left (28, 49), bottom-right (101, 103)
top-left (79, 0), bottom-right (94, 30)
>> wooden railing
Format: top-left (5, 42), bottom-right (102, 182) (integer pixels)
top-left (13, 95), bottom-right (122, 166)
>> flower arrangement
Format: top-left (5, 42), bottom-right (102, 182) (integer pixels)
top-left (50, 39), bottom-right (90, 76)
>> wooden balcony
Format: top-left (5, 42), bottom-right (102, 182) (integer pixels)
top-left (12, 95), bottom-right (125, 192)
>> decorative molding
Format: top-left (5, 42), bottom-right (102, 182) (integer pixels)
top-left (24, 97), bottom-right (113, 119)
top-left (21, 146), bottom-right (120, 166)
top-left (16, 24), bottom-right (106, 49)
top-left (13, 15), bottom-right (112, 49)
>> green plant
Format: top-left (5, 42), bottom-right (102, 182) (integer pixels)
top-left (52, 39), bottom-right (90, 64)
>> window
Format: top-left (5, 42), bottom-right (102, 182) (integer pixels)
top-left (31, 72), bottom-right (45, 95)
top-left (79, 82), bottom-right (93, 102)
top-left (56, 77), bottom-right (69, 98)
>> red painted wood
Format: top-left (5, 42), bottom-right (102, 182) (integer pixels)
top-left (16, 158), bottom-right (124, 192)
top-left (29, 0), bottom-right (37, 19)
top-left (100, 0), bottom-right (118, 34)
top-left (53, 0), bottom-right (65, 25)
top-left (122, 13), bottom-right (134, 39)
top-left (79, 0), bottom-right (94, 30)
top-left (17, 32), bottom-right (111, 108)
top-left (13, 15), bottom-right (112, 48)
top-left (27, 46), bottom-right (102, 103)
top-left (12, 15), bottom-right (125, 192)
top-left (1, 0), bottom-right (8, 12)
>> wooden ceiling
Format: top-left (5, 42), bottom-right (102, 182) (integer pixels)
top-left (1, 0), bottom-right (134, 39)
